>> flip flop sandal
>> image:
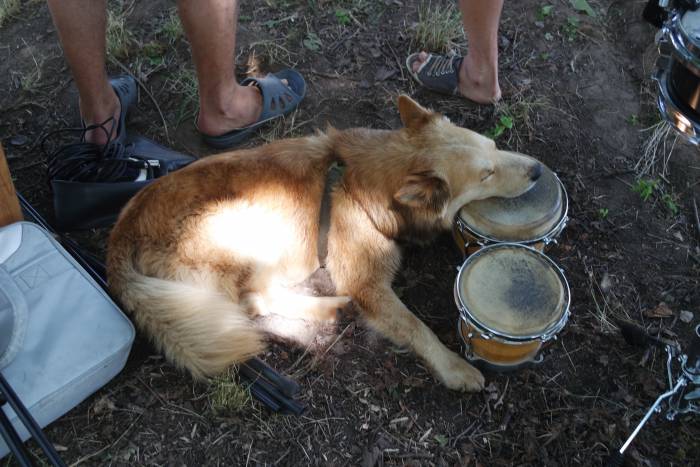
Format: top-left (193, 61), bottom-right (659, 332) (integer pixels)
top-left (199, 69), bottom-right (306, 149)
top-left (79, 75), bottom-right (138, 144)
top-left (406, 53), bottom-right (464, 96)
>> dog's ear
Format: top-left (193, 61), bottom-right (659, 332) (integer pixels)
top-left (394, 171), bottom-right (450, 211)
top-left (398, 95), bottom-right (433, 130)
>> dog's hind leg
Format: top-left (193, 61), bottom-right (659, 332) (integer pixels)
top-left (249, 286), bottom-right (351, 321)
top-left (248, 288), bottom-right (350, 348)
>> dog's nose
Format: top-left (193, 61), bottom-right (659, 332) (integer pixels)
top-left (528, 163), bottom-right (543, 181)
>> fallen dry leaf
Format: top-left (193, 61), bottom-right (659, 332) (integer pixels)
top-left (644, 302), bottom-right (673, 319)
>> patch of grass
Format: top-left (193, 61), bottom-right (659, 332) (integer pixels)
top-left (563, 15), bottom-right (580, 42)
top-left (536, 4), bottom-right (554, 21)
top-left (485, 114), bottom-right (513, 140)
top-left (632, 178), bottom-right (657, 202)
top-left (413, 1), bottom-right (464, 53)
top-left (159, 8), bottom-right (184, 45)
top-left (259, 109), bottom-right (307, 143)
top-left (0, 0), bottom-right (20, 29)
top-left (598, 208), bottom-right (609, 220)
top-left (630, 178), bottom-right (680, 215)
top-left (16, 41), bottom-right (43, 93)
top-left (627, 114), bottom-right (639, 126)
top-left (303, 31), bottom-right (322, 51)
top-left (209, 369), bottom-right (250, 414)
top-left (335, 8), bottom-right (351, 25)
top-left (570, 0), bottom-right (596, 17)
top-left (244, 39), bottom-right (297, 72)
top-left (661, 193), bottom-right (679, 215)
top-left (491, 94), bottom-right (552, 146)
top-left (106, 5), bottom-right (135, 59)
top-left (142, 40), bottom-right (166, 66)
top-left (164, 66), bottom-right (198, 125)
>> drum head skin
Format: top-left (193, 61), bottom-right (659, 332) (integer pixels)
top-left (458, 244), bottom-right (566, 338)
top-left (457, 162), bottom-right (564, 242)
top-left (681, 9), bottom-right (700, 48)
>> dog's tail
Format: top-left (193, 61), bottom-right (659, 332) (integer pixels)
top-left (109, 261), bottom-right (264, 379)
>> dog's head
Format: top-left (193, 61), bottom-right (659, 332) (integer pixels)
top-left (394, 96), bottom-right (542, 231)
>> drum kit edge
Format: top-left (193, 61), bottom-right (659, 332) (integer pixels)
top-left (451, 162), bottom-right (571, 372)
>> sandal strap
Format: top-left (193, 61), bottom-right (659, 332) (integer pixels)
top-left (413, 54), bottom-right (463, 96)
top-left (241, 73), bottom-right (302, 123)
top-left (424, 55), bottom-right (458, 77)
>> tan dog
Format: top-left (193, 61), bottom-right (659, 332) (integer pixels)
top-left (107, 96), bottom-right (541, 391)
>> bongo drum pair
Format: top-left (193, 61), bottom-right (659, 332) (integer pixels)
top-left (452, 162), bottom-right (571, 371)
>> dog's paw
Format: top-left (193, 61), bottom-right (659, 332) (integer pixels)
top-left (434, 352), bottom-right (485, 392)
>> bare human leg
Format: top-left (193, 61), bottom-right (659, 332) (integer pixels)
top-left (48, 0), bottom-right (120, 144)
top-left (412, 0), bottom-right (503, 104)
top-left (178, 0), bottom-right (263, 136)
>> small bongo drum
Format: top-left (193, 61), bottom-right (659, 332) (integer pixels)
top-left (454, 243), bottom-right (570, 371)
top-left (453, 163), bottom-right (568, 256)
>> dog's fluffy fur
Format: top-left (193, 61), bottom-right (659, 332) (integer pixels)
top-left (107, 96), bottom-right (541, 391)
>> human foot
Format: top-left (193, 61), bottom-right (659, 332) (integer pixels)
top-left (80, 75), bottom-right (137, 145)
top-left (80, 89), bottom-right (120, 145)
top-left (198, 70), bottom-right (306, 149)
top-left (409, 51), bottom-right (501, 104)
top-left (196, 81), bottom-right (264, 137)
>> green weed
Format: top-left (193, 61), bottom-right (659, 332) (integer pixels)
top-left (661, 193), bottom-right (679, 215)
top-left (563, 15), bottom-right (580, 41)
top-left (485, 115), bottom-right (514, 140)
top-left (536, 4), bottom-right (554, 21)
top-left (303, 32), bottom-right (322, 51)
top-left (335, 8), bottom-right (351, 25)
top-left (632, 179), bottom-right (658, 202)
top-left (570, 0), bottom-right (596, 17)
top-left (143, 41), bottom-right (166, 66)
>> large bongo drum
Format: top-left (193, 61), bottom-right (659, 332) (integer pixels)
top-left (453, 163), bottom-right (568, 256)
top-left (454, 243), bottom-right (570, 371)
top-left (654, 7), bottom-right (700, 144)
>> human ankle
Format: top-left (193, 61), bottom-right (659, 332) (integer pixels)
top-left (460, 55), bottom-right (501, 102)
top-left (198, 84), bottom-right (262, 134)
top-left (81, 95), bottom-right (120, 144)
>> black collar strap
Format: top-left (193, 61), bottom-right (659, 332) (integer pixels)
top-left (317, 162), bottom-right (345, 268)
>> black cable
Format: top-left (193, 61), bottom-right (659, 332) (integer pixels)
top-left (0, 398), bottom-right (34, 467)
top-left (42, 118), bottom-right (150, 184)
top-left (238, 366), bottom-right (305, 415)
top-left (0, 373), bottom-right (66, 467)
top-left (244, 358), bottom-right (300, 398)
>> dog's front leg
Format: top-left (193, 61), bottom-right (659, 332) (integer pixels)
top-left (355, 284), bottom-right (485, 392)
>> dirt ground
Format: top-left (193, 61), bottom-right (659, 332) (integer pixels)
top-left (1, 0), bottom-right (699, 465)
